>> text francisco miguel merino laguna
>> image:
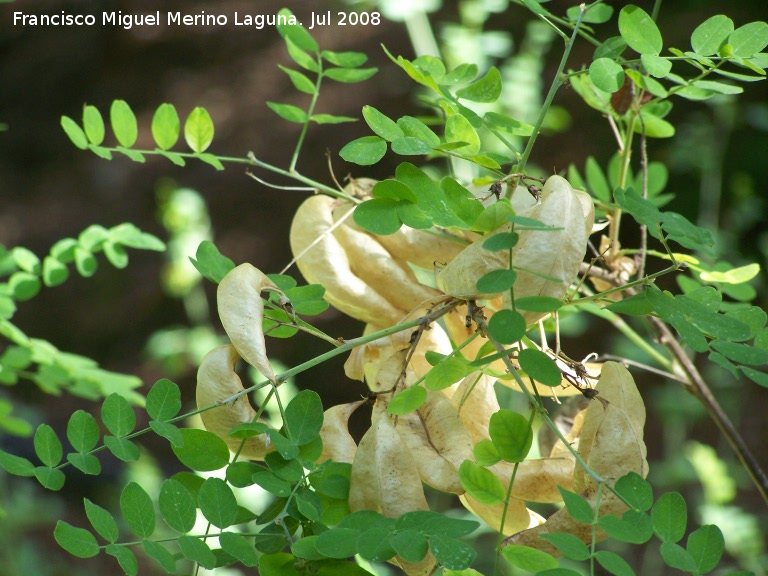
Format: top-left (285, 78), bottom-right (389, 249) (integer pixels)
top-left (11, 10), bottom-right (379, 30)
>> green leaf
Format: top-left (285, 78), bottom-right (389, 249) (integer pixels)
top-left (34, 423), bottom-right (63, 467)
top-left (34, 466), bottom-right (65, 490)
top-left (599, 510), bottom-right (653, 544)
top-left (445, 114), bottom-right (481, 155)
top-left (391, 529), bottom-right (428, 562)
top-left (315, 528), bottom-right (359, 559)
top-left (425, 359), bottom-right (470, 391)
top-left (285, 390), bottom-right (324, 445)
top-left (615, 472), bottom-right (654, 512)
top-left (742, 367), bottom-right (768, 388)
top-left (110, 100), bottom-right (138, 147)
top-left (283, 35), bottom-right (319, 72)
top-left (325, 67), bottom-right (378, 83)
top-left (159, 478), bottom-right (196, 533)
top-left (102, 241), bottom-right (128, 268)
top-left (9, 271), bottom-right (41, 301)
top-left (483, 232), bottom-right (519, 252)
top-left (194, 152), bottom-right (224, 170)
top-left (172, 428), bottom-right (231, 471)
top-left (687, 524), bottom-right (724, 574)
top-left (104, 436), bottom-right (140, 462)
top-left (116, 146), bottom-right (146, 163)
top-left (109, 222), bottom-right (165, 251)
top-left (692, 15), bottom-right (734, 55)
top-left (41, 256), bottom-right (68, 286)
top-left (642, 54), bottom-right (672, 78)
top-left (488, 309), bottom-right (526, 344)
top-left (146, 378), bottom-right (182, 421)
top-left (82, 105), bottom-right (105, 145)
top-left (362, 106), bottom-right (403, 141)
top-left (595, 550), bottom-right (636, 576)
top-left (473, 439), bottom-right (500, 466)
top-left (310, 114), bottom-right (357, 124)
top-left (189, 240), bottom-right (235, 284)
top-left (220, 531), bottom-right (260, 567)
top-left (277, 10), bottom-right (319, 52)
top-left (568, 3), bottom-right (613, 24)
top-left (339, 135), bottom-right (387, 165)
top-left (61, 116), bottom-right (88, 149)
top-left (660, 541), bottom-right (697, 572)
top-left (618, 5), bottom-right (662, 55)
top-left (388, 385), bottom-right (427, 415)
top-left (456, 66), bottom-right (502, 103)
top-left (514, 296), bottom-right (562, 313)
top-left (489, 409), bottom-right (532, 462)
top-left (67, 409), bottom-right (100, 453)
top-left (54, 521), bottom-right (99, 558)
top-left (518, 349), bottom-right (561, 387)
top-left (539, 533), bottom-right (591, 561)
top-left (199, 477), bottom-right (239, 528)
top-left (502, 545), bottom-right (558, 572)
top-left (430, 534), bottom-right (476, 570)
top-left (84, 498), bottom-right (119, 543)
top-left (151, 103), bottom-right (180, 150)
top-left (178, 535), bottom-right (217, 569)
top-left (397, 116), bottom-right (440, 147)
top-left (67, 453), bottom-right (102, 475)
top-left (459, 460), bottom-right (505, 505)
top-left (142, 540), bottom-right (177, 573)
top-left (252, 470), bottom-right (293, 497)
top-left (728, 22), bottom-right (768, 57)
top-left (652, 491), bottom-right (687, 543)
top-left (477, 269), bottom-right (516, 294)
top-left (278, 65), bottom-right (317, 94)
top-left (322, 50), bottom-right (368, 67)
top-left (101, 393), bottom-right (136, 437)
top-left (0, 449), bottom-right (35, 477)
top-left (353, 198), bottom-right (402, 234)
top-left (268, 452), bottom-right (305, 483)
top-left (120, 482), bottom-right (155, 539)
top-left (105, 544), bottom-right (138, 576)
top-left (483, 112), bottom-right (534, 136)
top-left (184, 107), bottom-right (215, 152)
top-left (356, 529), bottom-right (396, 562)
top-left (558, 487), bottom-right (594, 524)
top-left (590, 58), bottom-right (625, 93)
top-left (711, 340), bottom-right (768, 365)
top-left (391, 136), bottom-right (433, 156)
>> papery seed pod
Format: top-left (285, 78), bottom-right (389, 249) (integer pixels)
top-left (348, 400), bottom-right (429, 516)
top-left (290, 194), bottom-right (413, 326)
top-left (395, 389), bottom-right (474, 494)
top-left (317, 400), bottom-right (366, 465)
top-left (504, 362), bottom-right (648, 555)
top-left (459, 494), bottom-right (545, 537)
top-left (343, 322), bottom-right (454, 386)
top-left (332, 219), bottom-right (442, 315)
top-left (217, 263), bottom-right (282, 383)
top-left (196, 345), bottom-right (272, 460)
top-left (437, 176), bottom-right (594, 326)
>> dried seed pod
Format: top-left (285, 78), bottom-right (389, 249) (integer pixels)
top-left (395, 389), bottom-right (474, 494)
top-left (290, 194), bottom-right (412, 326)
top-left (504, 362), bottom-right (648, 555)
top-left (460, 494), bottom-right (544, 537)
top-left (217, 263), bottom-right (282, 383)
top-left (349, 400), bottom-right (429, 516)
top-left (437, 176), bottom-right (594, 325)
top-left (317, 399), bottom-right (367, 465)
top-left (196, 345), bottom-right (272, 460)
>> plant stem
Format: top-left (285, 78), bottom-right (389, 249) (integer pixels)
top-left (516, 5), bottom-right (587, 174)
top-left (289, 55), bottom-right (324, 173)
top-left (647, 316), bottom-right (768, 506)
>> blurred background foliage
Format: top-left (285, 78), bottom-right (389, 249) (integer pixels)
top-left (1, 0), bottom-right (767, 574)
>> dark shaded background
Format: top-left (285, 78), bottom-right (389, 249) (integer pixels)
top-left (1, 1), bottom-right (767, 574)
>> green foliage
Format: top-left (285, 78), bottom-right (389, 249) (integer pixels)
top-left (5, 3), bottom-right (768, 576)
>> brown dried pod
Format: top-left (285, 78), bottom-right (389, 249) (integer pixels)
top-left (196, 345), bottom-right (272, 460)
top-left (217, 263), bottom-right (282, 383)
top-left (317, 399), bottom-right (367, 465)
